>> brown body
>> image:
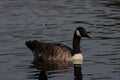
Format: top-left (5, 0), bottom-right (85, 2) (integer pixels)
top-left (26, 40), bottom-right (73, 61)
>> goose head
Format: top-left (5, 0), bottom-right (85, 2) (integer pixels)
top-left (75, 27), bottom-right (91, 39)
top-left (73, 27), bottom-right (91, 53)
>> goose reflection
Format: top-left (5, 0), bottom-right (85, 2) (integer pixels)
top-left (74, 64), bottom-right (82, 80)
top-left (39, 71), bottom-right (47, 80)
top-left (30, 60), bottom-right (83, 80)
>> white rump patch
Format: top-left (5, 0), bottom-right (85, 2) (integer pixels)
top-left (71, 53), bottom-right (83, 64)
top-left (76, 30), bottom-right (81, 36)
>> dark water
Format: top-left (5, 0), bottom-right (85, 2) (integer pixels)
top-left (0, 0), bottom-right (120, 80)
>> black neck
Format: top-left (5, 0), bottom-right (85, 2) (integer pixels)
top-left (73, 31), bottom-right (81, 54)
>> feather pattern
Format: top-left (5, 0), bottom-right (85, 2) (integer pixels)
top-left (25, 40), bottom-right (72, 61)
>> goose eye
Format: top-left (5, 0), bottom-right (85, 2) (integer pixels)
top-left (76, 30), bottom-right (81, 36)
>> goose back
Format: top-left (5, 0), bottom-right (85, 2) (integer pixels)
top-left (25, 40), bottom-right (72, 61)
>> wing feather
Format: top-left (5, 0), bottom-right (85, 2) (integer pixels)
top-left (25, 40), bottom-right (72, 61)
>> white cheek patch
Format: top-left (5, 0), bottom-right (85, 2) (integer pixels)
top-left (76, 30), bottom-right (81, 36)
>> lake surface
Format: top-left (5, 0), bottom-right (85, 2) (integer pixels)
top-left (0, 0), bottom-right (120, 80)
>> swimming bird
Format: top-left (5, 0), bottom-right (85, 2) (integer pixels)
top-left (25, 27), bottom-right (91, 63)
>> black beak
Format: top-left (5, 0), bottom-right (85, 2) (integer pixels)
top-left (86, 34), bottom-right (91, 39)
top-left (85, 33), bottom-right (91, 39)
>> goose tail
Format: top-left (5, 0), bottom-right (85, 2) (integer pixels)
top-left (25, 40), bottom-right (39, 51)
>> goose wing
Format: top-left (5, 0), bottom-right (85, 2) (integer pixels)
top-left (25, 40), bottom-right (72, 61)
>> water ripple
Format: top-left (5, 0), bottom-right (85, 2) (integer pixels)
top-left (0, 0), bottom-right (120, 80)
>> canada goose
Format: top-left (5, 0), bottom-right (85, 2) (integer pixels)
top-left (25, 27), bottom-right (91, 63)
